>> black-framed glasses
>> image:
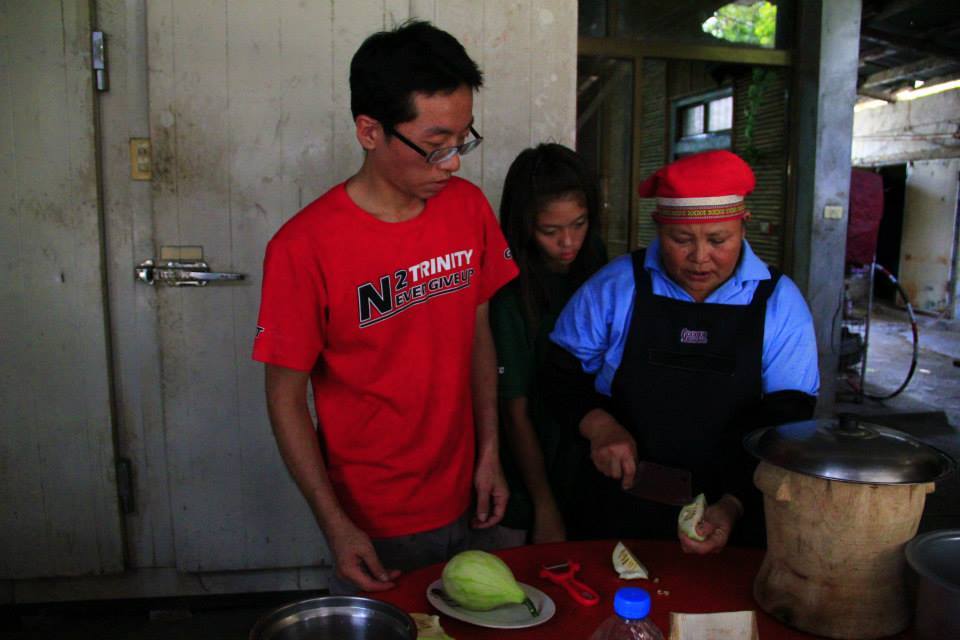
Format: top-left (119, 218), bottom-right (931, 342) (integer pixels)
top-left (387, 125), bottom-right (483, 164)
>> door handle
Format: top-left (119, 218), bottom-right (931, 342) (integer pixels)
top-left (135, 259), bottom-right (245, 287)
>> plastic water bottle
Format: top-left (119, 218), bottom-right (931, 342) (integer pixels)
top-left (589, 587), bottom-right (664, 640)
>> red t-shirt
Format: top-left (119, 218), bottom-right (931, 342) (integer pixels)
top-left (253, 177), bottom-right (518, 537)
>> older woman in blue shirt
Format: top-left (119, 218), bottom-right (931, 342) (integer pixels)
top-left (550, 151), bottom-right (819, 553)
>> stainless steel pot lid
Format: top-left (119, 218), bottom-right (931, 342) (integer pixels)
top-left (743, 416), bottom-right (956, 484)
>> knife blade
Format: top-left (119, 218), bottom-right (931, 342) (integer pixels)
top-left (623, 460), bottom-right (693, 506)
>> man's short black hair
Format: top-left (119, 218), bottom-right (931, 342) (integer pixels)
top-left (350, 20), bottom-right (483, 131)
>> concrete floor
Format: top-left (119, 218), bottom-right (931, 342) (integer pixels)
top-left (3, 303), bottom-right (959, 639)
top-left (838, 302), bottom-right (960, 427)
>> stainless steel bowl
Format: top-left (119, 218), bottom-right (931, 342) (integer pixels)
top-left (249, 596), bottom-right (417, 640)
top-left (905, 530), bottom-right (960, 640)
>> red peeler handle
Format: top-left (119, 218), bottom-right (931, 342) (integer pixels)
top-left (539, 561), bottom-right (600, 606)
top-left (562, 573), bottom-right (600, 606)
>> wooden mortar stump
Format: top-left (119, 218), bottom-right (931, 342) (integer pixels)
top-left (753, 460), bottom-right (934, 639)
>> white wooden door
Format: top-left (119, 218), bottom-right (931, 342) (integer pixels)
top-left (0, 0), bottom-right (124, 578)
top-left (145, 0), bottom-right (576, 573)
top-left (146, 0), bottom-right (340, 572)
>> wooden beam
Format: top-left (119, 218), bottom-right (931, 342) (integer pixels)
top-left (577, 64), bottom-right (629, 131)
top-left (863, 0), bottom-right (930, 23)
top-left (579, 36), bottom-right (791, 67)
top-left (861, 27), bottom-right (960, 62)
top-left (859, 46), bottom-right (898, 64)
top-left (861, 56), bottom-right (958, 88)
top-left (857, 87), bottom-right (895, 102)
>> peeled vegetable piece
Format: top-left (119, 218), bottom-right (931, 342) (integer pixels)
top-left (612, 541), bottom-right (649, 579)
top-left (678, 493), bottom-right (707, 541)
top-left (411, 613), bottom-right (455, 639)
top-left (441, 550), bottom-right (539, 616)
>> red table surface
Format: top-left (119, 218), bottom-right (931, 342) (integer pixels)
top-left (371, 539), bottom-right (916, 640)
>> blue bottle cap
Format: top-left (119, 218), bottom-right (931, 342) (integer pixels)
top-left (614, 587), bottom-right (651, 619)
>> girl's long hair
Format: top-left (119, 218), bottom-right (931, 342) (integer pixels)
top-left (499, 143), bottom-right (605, 337)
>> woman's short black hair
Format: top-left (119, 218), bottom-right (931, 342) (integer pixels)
top-left (350, 20), bottom-right (483, 130)
top-left (499, 143), bottom-right (605, 334)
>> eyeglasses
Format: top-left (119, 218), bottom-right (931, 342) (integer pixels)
top-left (387, 125), bottom-right (483, 164)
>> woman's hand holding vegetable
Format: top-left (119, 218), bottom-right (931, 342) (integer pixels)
top-left (679, 494), bottom-right (742, 555)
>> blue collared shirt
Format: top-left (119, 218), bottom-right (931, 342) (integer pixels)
top-left (550, 238), bottom-right (820, 397)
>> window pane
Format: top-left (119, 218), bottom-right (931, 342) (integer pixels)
top-left (681, 105), bottom-right (704, 137)
top-left (708, 96), bottom-right (733, 131)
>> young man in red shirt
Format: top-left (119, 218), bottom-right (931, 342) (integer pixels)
top-left (253, 21), bottom-right (518, 594)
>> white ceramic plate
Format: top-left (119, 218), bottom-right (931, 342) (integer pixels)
top-left (426, 579), bottom-right (556, 629)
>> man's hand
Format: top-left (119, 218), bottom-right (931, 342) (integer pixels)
top-left (679, 494), bottom-right (741, 555)
top-left (580, 409), bottom-right (638, 489)
top-left (470, 302), bottom-right (508, 529)
top-left (265, 365), bottom-right (399, 591)
top-left (472, 453), bottom-right (508, 529)
top-left (326, 516), bottom-right (401, 592)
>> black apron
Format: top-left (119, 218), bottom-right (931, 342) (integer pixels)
top-left (584, 249), bottom-right (779, 546)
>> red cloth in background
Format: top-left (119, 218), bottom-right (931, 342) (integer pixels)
top-left (847, 169), bottom-right (885, 266)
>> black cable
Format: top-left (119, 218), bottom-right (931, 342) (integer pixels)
top-left (844, 262), bottom-right (920, 400)
top-left (863, 263), bottom-right (919, 400)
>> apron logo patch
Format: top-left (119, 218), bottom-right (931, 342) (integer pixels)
top-left (680, 328), bottom-right (707, 344)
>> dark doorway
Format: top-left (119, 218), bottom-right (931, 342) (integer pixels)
top-left (874, 164), bottom-right (906, 303)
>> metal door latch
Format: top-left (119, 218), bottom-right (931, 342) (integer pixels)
top-left (135, 259), bottom-right (245, 286)
top-left (92, 31), bottom-right (108, 92)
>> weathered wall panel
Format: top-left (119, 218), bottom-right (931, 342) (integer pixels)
top-left (900, 159), bottom-right (960, 314)
top-left (482, 0), bottom-right (534, 210)
top-left (151, 0), bottom-right (250, 573)
top-left (530, 1), bottom-right (577, 149)
top-left (0, 0), bottom-right (123, 579)
top-left (331, 1), bottom-right (384, 184)
top-left (97, 0), bottom-right (175, 569)
top-left (852, 91), bottom-right (960, 167)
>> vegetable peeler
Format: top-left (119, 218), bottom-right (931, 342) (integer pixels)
top-left (539, 560), bottom-right (599, 606)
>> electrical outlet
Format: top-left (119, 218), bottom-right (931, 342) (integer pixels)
top-left (130, 138), bottom-right (152, 180)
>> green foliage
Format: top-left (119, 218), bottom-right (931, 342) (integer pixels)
top-left (742, 68), bottom-right (772, 165)
top-left (702, 1), bottom-right (778, 48)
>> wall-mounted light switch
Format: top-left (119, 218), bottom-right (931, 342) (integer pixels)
top-left (130, 138), bottom-right (152, 181)
top-left (823, 205), bottom-right (844, 220)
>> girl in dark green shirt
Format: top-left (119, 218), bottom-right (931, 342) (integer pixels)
top-left (491, 144), bottom-right (606, 542)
